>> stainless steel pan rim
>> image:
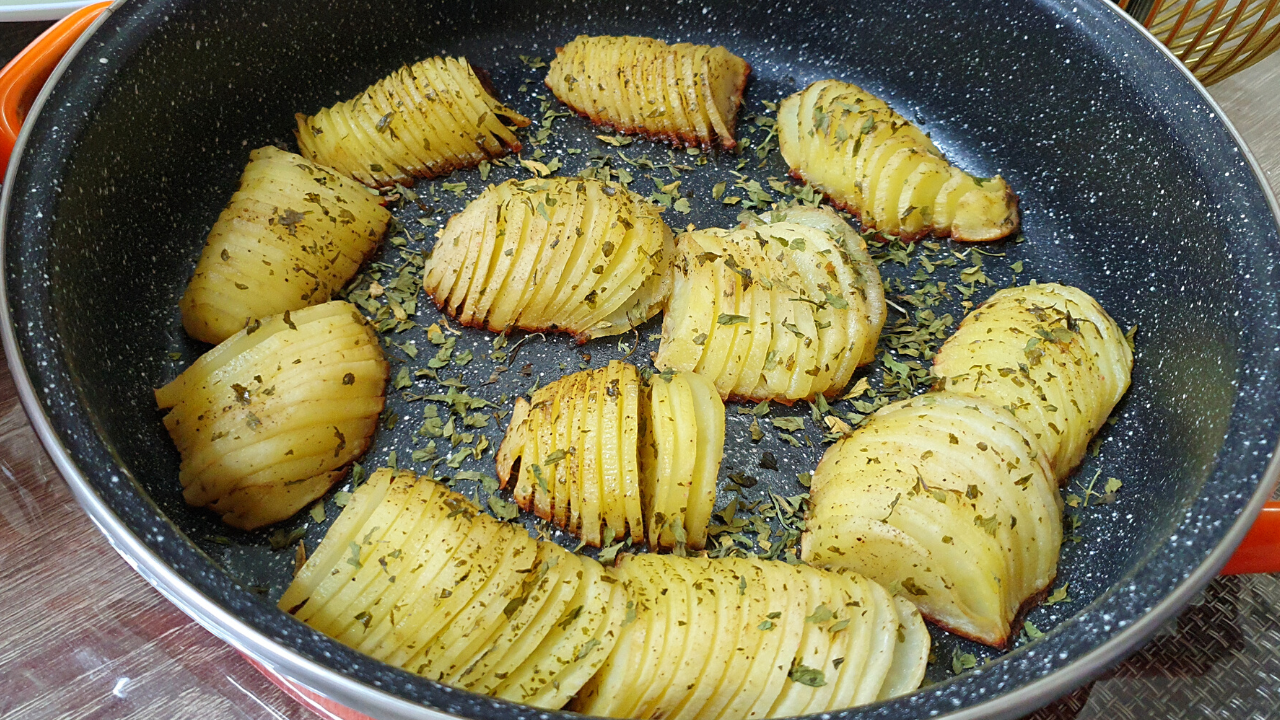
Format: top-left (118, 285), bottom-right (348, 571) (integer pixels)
top-left (2, 0), bottom-right (1277, 718)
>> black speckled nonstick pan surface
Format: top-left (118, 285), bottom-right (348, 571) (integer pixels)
top-left (4, 0), bottom-right (1280, 718)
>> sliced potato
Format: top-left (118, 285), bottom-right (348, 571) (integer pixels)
top-left (295, 56), bottom-right (530, 187)
top-left (468, 547), bottom-right (582, 694)
top-left (155, 301), bottom-right (387, 529)
top-left (281, 471), bottom-right (623, 710)
top-left (654, 205), bottom-right (886, 402)
top-left (802, 391), bottom-right (1060, 647)
top-left (578, 554), bottom-right (927, 718)
top-left (423, 177), bottom-right (673, 342)
top-left (498, 363), bottom-right (722, 550)
top-left (180, 147), bottom-right (390, 344)
top-left (778, 79), bottom-right (1019, 242)
top-left (546, 35), bottom-right (750, 149)
top-left (682, 371), bottom-right (725, 551)
top-left (931, 282), bottom-right (1134, 479)
top-left (496, 361), bottom-right (645, 546)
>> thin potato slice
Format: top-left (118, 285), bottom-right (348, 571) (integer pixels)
top-left (878, 596), bottom-right (930, 700)
top-left (546, 35), bottom-right (749, 149)
top-left (682, 371), bottom-right (724, 551)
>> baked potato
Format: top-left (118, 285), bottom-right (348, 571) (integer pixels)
top-left (295, 56), bottom-right (531, 188)
top-left (279, 468), bottom-right (625, 709)
top-left (654, 204), bottom-right (886, 403)
top-left (545, 35), bottom-right (750, 150)
top-left (423, 177), bottom-right (674, 342)
top-left (571, 553), bottom-right (929, 718)
top-left (778, 79), bottom-right (1019, 242)
top-left (155, 301), bottom-right (387, 529)
top-left (497, 361), bottom-right (725, 550)
top-left (931, 282), bottom-right (1133, 479)
top-left (179, 146), bottom-right (390, 345)
top-left (802, 391), bottom-right (1061, 648)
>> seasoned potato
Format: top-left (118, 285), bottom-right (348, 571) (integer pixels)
top-left (423, 177), bottom-right (674, 342)
top-left (179, 147), bottom-right (390, 345)
top-left (279, 468), bottom-right (625, 709)
top-left (778, 80), bottom-right (1020, 242)
top-left (654, 205), bottom-right (886, 402)
top-left (639, 370), bottom-right (724, 551)
top-left (155, 301), bottom-right (387, 529)
top-left (497, 362), bottom-right (724, 550)
top-left (545, 35), bottom-right (750, 150)
top-left (571, 554), bottom-right (928, 718)
top-left (802, 391), bottom-right (1061, 647)
top-left (295, 56), bottom-right (531, 188)
top-left (931, 282), bottom-right (1133, 479)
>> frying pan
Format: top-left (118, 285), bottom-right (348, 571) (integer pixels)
top-left (3, 0), bottom-right (1280, 718)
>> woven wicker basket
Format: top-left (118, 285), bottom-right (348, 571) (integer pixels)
top-left (1121, 0), bottom-right (1280, 83)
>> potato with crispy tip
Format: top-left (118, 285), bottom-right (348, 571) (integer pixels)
top-left (279, 468), bottom-right (626, 709)
top-left (497, 362), bottom-right (725, 550)
top-left (778, 79), bottom-right (1020, 242)
top-left (931, 282), bottom-right (1133, 480)
top-left (295, 56), bottom-right (531, 188)
top-left (654, 204), bottom-right (886, 403)
top-left (423, 177), bottom-right (674, 342)
top-left (179, 146), bottom-right (391, 345)
top-left (802, 391), bottom-right (1062, 648)
top-left (545, 35), bottom-right (750, 150)
top-left (155, 301), bottom-right (387, 530)
top-left (570, 553), bottom-right (929, 718)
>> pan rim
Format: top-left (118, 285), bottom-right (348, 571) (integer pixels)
top-left (2, 0), bottom-right (1278, 718)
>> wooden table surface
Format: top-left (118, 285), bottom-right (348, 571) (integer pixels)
top-left (0, 28), bottom-right (1278, 720)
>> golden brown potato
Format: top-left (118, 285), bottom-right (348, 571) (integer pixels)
top-left (496, 362), bottom-right (724, 550)
top-left (498, 361), bottom-right (645, 546)
top-left (802, 391), bottom-right (1061, 648)
top-left (295, 56), bottom-right (531, 188)
top-left (154, 301), bottom-right (387, 529)
top-left (423, 177), bottom-right (674, 342)
top-left (778, 79), bottom-right (1019, 242)
top-left (279, 468), bottom-right (625, 709)
top-left (545, 35), bottom-right (750, 150)
top-left (571, 554), bottom-right (928, 718)
top-left (654, 205), bottom-right (885, 403)
top-left (179, 146), bottom-right (391, 345)
top-left (931, 282), bottom-right (1133, 479)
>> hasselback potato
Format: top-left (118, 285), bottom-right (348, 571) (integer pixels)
top-left (155, 301), bottom-right (387, 529)
top-left (802, 392), bottom-right (1061, 647)
top-left (571, 553), bottom-right (929, 718)
top-left (778, 79), bottom-right (1019, 242)
top-left (654, 205), bottom-right (885, 403)
top-left (179, 146), bottom-right (390, 345)
top-left (545, 35), bottom-right (750, 150)
top-left (931, 282), bottom-right (1133, 479)
top-left (423, 177), bottom-right (674, 342)
top-left (279, 468), bottom-right (626, 709)
top-left (295, 56), bottom-right (531, 188)
top-left (496, 361), bottom-right (725, 550)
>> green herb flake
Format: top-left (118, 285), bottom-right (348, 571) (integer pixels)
top-left (787, 662), bottom-right (826, 687)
